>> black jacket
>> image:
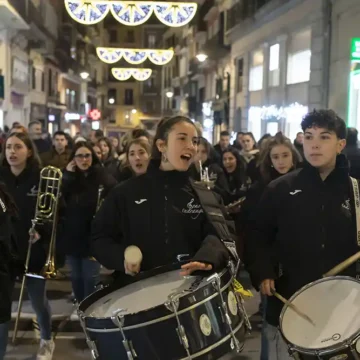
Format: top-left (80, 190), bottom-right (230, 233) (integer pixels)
top-left (247, 155), bottom-right (358, 326)
top-left (0, 186), bottom-right (18, 323)
top-left (0, 166), bottom-right (49, 273)
top-left (59, 165), bottom-right (117, 257)
top-left (91, 160), bottom-right (229, 276)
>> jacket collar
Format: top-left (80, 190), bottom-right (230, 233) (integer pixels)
top-left (147, 159), bottom-right (190, 184)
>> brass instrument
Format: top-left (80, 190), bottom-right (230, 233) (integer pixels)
top-left (195, 161), bottom-right (215, 189)
top-left (12, 166), bottom-right (62, 344)
top-left (225, 196), bottom-right (246, 213)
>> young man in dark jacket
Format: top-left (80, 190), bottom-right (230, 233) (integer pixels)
top-left (247, 110), bottom-right (356, 359)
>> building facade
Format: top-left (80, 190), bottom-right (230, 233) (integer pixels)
top-left (329, 0), bottom-right (360, 131)
top-left (227, 0), bottom-right (330, 142)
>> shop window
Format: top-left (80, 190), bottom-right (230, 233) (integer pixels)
top-left (269, 43), bottom-right (280, 87)
top-left (249, 49), bottom-right (263, 92)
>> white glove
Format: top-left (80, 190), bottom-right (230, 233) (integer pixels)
top-left (124, 246), bottom-right (142, 276)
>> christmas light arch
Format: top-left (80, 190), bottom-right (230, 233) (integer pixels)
top-left (96, 47), bottom-right (174, 65)
top-left (64, 1), bottom-right (197, 27)
top-left (112, 68), bottom-right (152, 81)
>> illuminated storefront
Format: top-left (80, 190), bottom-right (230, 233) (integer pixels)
top-left (248, 103), bottom-right (308, 141)
top-left (348, 38), bottom-right (360, 128)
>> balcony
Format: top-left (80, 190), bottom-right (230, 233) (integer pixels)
top-left (202, 34), bottom-right (230, 61)
top-left (2, 0), bottom-right (29, 30)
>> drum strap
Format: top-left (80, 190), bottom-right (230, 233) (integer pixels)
top-left (190, 179), bottom-right (240, 262)
top-left (350, 177), bottom-right (360, 279)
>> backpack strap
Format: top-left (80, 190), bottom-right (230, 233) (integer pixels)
top-left (190, 179), bottom-right (240, 263)
top-left (350, 177), bottom-right (360, 247)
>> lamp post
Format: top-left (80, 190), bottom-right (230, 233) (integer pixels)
top-left (196, 53), bottom-right (208, 62)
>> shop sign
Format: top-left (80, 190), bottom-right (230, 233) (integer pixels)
top-left (351, 38), bottom-right (360, 61)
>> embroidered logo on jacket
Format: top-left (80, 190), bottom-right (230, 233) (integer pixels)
top-left (135, 199), bottom-right (147, 204)
top-left (182, 198), bottom-right (204, 219)
top-left (26, 186), bottom-right (38, 197)
top-left (289, 190), bottom-right (302, 196)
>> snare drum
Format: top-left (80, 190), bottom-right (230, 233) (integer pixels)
top-left (78, 264), bottom-right (247, 360)
top-left (279, 276), bottom-right (360, 359)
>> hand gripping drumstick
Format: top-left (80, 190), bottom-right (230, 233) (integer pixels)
top-left (124, 246), bottom-right (143, 274)
top-left (270, 289), bottom-right (316, 326)
top-left (323, 251), bottom-right (360, 278)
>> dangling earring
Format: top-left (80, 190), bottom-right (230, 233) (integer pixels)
top-left (162, 153), bottom-right (168, 163)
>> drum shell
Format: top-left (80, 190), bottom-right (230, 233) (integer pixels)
top-left (79, 267), bottom-right (245, 360)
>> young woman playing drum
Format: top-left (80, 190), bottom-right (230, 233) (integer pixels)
top-left (91, 115), bottom-right (230, 280)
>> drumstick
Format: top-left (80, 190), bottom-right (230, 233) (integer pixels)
top-left (323, 251), bottom-right (360, 277)
top-left (270, 289), bottom-right (316, 326)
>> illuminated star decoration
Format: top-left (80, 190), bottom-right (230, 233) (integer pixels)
top-left (112, 68), bottom-right (152, 81)
top-left (96, 47), bottom-right (174, 65)
top-left (64, 1), bottom-right (197, 27)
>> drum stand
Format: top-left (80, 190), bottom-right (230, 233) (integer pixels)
top-left (112, 309), bottom-right (138, 360)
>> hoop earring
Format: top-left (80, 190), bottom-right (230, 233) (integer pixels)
top-left (162, 153), bottom-right (168, 163)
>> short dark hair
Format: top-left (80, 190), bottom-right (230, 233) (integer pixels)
top-left (301, 109), bottom-right (347, 139)
top-left (94, 129), bottom-right (104, 139)
top-left (53, 131), bottom-right (67, 138)
top-left (152, 116), bottom-right (196, 159)
top-left (132, 129), bottom-right (150, 140)
top-left (220, 131), bottom-right (230, 137)
top-left (347, 127), bottom-right (358, 146)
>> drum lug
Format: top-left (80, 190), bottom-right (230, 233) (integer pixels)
top-left (111, 310), bottom-right (137, 360)
top-left (167, 294), bottom-right (193, 360)
top-left (212, 274), bottom-right (242, 353)
top-left (78, 310), bottom-right (99, 359)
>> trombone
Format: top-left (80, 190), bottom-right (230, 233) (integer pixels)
top-left (12, 166), bottom-right (62, 344)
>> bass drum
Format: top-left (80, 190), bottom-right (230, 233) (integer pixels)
top-left (78, 264), bottom-right (248, 360)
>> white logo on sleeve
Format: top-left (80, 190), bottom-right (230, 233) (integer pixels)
top-left (289, 190), bottom-right (302, 196)
top-left (135, 199), bottom-right (147, 204)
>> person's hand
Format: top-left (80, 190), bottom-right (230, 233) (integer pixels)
top-left (29, 228), bottom-right (41, 244)
top-left (124, 260), bottom-right (141, 276)
top-left (180, 262), bottom-right (212, 276)
top-left (66, 160), bottom-right (76, 172)
top-left (260, 279), bottom-right (275, 296)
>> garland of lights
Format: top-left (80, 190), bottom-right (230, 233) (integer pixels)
top-left (64, 1), bottom-right (197, 27)
top-left (96, 47), bottom-right (174, 65)
top-left (112, 68), bottom-right (152, 81)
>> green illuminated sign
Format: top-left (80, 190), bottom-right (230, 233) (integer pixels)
top-left (351, 38), bottom-right (360, 61)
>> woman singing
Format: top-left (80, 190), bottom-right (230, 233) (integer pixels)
top-left (91, 116), bottom-right (230, 278)
top-left (0, 132), bottom-right (54, 360)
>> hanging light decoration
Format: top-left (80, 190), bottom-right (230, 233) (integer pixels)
top-left (64, 1), bottom-right (197, 27)
top-left (96, 47), bottom-right (174, 65)
top-left (112, 68), bottom-right (152, 81)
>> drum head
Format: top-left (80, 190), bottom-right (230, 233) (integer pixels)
top-left (280, 277), bottom-right (360, 351)
top-left (85, 270), bottom-right (198, 318)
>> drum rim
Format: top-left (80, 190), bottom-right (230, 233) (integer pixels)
top-left (80, 267), bottom-right (229, 321)
top-left (279, 275), bottom-right (360, 354)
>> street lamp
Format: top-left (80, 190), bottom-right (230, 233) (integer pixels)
top-left (108, 98), bottom-right (115, 104)
top-left (196, 53), bottom-right (208, 62)
top-left (166, 91), bottom-right (174, 98)
top-left (131, 109), bottom-right (137, 114)
top-left (80, 71), bottom-right (90, 80)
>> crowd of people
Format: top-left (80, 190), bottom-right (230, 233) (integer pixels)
top-left (0, 109), bottom-right (358, 360)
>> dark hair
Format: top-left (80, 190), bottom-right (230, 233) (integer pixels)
top-left (260, 132), bottom-right (301, 184)
top-left (94, 129), bottom-right (104, 139)
top-left (242, 132), bottom-right (257, 149)
top-left (132, 129), bottom-right (150, 140)
top-left (152, 116), bottom-right (197, 159)
top-left (198, 137), bottom-right (211, 156)
top-left (124, 139), bottom-right (151, 169)
top-left (0, 182), bottom-right (18, 217)
top-left (236, 132), bottom-right (244, 136)
top-left (98, 137), bottom-right (115, 159)
top-left (0, 132), bottom-right (42, 168)
top-left (53, 131), bottom-right (67, 138)
top-left (69, 141), bottom-right (101, 168)
top-left (258, 133), bottom-right (272, 149)
top-left (347, 127), bottom-right (358, 146)
top-left (301, 109), bottom-right (347, 139)
top-left (220, 131), bottom-right (230, 137)
top-left (222, 146), bottom-right (247, 184)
